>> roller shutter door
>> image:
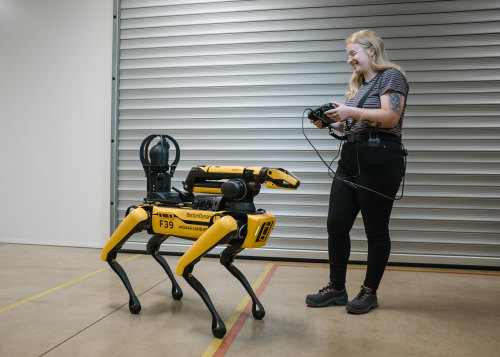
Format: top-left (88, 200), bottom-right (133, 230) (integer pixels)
top-left (111, 0), bottom-right (500, 267)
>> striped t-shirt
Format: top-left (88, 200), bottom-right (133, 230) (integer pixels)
top-left (344, 68), bottom-right (409, 137)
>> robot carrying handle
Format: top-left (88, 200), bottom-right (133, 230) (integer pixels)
top-left (140, 134), bottom-right (181, 177)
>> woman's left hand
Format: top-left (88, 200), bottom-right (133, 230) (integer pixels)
top-left (325, 102), bottom-right (352, 122)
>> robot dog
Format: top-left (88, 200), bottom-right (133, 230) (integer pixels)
top-left (101, 135), bottom-right (300, 338)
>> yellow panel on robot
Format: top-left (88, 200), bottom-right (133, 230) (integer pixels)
top-left (100, 134), bottom-right (300, 338)
top-left (152, 206), bottom-right (276, 248)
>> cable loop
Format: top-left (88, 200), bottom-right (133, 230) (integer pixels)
top-left (302, 108), bottom-right (406, 201)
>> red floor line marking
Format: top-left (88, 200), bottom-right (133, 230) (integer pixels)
top-left (275, 264), bottom-right (316, 268)
top-left (213, 264), bottom-right (279, 357)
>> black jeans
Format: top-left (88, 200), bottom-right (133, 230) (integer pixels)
top-left (327, 140), bottom-right (405, 292)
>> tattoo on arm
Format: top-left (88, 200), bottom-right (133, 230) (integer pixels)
top-left (389, 93), bottom-right (402, 115)
top-left (361, 119), bottom-right (383, 128)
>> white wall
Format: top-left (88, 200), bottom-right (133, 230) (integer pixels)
top-left (0, 0), bottom-right (113, 248)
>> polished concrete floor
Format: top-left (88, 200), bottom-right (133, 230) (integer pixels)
top-left (1, 243), bottom-right (499, 357)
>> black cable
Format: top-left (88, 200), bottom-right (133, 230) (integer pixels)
top-left (302, 108), bottom-right (406, 201)
top-left (302, 108), bottom-right (342, 176)
top-left (327, 132), bottom-right (343, 178)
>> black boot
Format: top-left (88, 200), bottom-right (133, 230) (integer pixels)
top-left (305, 282), bottom-right (348, 307)
top-left (346, 285), bottom-right (378, 314)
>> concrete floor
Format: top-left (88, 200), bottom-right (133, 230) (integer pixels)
top-left (1, 243), bottom-right (499, 357)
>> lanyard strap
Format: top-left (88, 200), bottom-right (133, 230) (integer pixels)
top-left (356, 70), bottom-right (384, 108)
top-left (345, 70), bottom-right (384, 131)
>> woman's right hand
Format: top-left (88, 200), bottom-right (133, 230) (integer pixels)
top-left (310, 119), bottom-right (325, 129)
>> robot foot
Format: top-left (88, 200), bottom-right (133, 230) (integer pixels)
top-left (107, 255), bottom-right (141, 314)
top-left (182, 266), bottom-right (226, 338)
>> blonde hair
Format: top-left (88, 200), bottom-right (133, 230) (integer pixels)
top-left (345, 30), bottom-right (407, 100)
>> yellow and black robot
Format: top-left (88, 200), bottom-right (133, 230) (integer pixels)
top-left (102, 134), bottom-right (300, 338)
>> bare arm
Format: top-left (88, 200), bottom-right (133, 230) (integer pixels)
top-left (327, 90), bottom-right (405, 129)
top-left (330, 122), bottom-right (345, 133)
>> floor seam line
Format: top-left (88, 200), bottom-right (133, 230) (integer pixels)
top-left (0, 254), bottom-right (142, 315)
top-left (38, 277), bottom-right (168, 357)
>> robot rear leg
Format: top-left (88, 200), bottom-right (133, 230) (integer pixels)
top-left (182, 261), bottom-right (226, 338)
top-left (146, 234), bottom-right (183, 300)
top-left (106, 251), bottom-right (141, 314)
top-left (220, 244), bottom-right (265, 319)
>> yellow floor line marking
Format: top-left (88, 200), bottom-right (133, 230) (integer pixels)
top-left (201, 263), bottom-right (275, 357)
top-left (276, 262), bottom-right (500, 276)
top-left (352, 266), bottom-right (500, 276)
top-left (277, 262), bottom-right (329, 268)
top-left (0, 254), bottom-right (142, 314)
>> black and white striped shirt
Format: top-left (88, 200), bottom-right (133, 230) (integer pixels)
top-left (344, 68), bottom-right (409, 137)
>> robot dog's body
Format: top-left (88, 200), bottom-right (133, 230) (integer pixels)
top-left (102, 135), bottom-right (300, 338)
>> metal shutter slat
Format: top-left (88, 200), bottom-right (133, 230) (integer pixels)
top-left (113, 1), bottom-right (500, 266)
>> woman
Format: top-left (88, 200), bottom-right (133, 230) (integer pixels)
top-left (305, 30), bottom-right (409, 314)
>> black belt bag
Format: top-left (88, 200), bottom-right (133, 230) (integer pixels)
top-left (346, 132), bottom-right (401, 143)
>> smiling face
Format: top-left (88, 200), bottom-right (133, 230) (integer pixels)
top-left (346, 43), bottom-right (374, 77)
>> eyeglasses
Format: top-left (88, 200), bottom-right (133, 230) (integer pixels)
top-left (346, 49), bottom-right (363, 61)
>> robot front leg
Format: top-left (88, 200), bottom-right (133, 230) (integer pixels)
top-left (220, 244), bottom-right (265, 319)
top-left (146, 234), bottom-right (183, 300)
top-left (175, 215), bottom-right (239, 338)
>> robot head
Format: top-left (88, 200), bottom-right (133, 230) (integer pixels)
top-left (149, 137), bottom-right (170, 173)
top-left (140, 134), bottom-right (180, 203)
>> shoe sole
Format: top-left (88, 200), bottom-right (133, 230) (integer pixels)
top-left (305, 297), bottom-right (348, 307)
top-left (346, 301), bottom-right (379, 314)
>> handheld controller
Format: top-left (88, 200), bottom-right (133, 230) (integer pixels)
top-left (307, 103), bottom-right (337, 128)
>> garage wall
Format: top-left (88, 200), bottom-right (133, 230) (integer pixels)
top-left (0, 0), bottom-right (114, 248)
top-left (112, 0), bottom-right (500, 266)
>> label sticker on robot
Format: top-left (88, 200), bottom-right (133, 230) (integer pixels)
top-left (178, 225), bottom-right (207, 232)
top-left (159, 213), bottom-right (174, 220)
top-left (185, 211), bottom-right (213, 221)
top-left (159, 220), bottom-right (174, 229)
top-left (255, 221), bottom-right (273, 242)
